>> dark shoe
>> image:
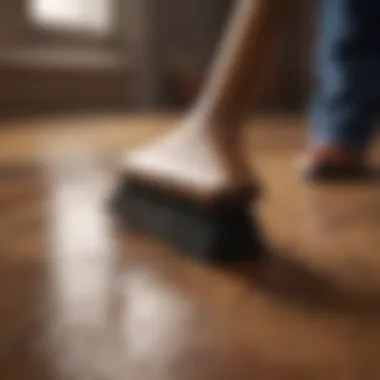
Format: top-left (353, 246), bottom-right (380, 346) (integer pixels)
top-left (299, 145), bottom-right (368, 181)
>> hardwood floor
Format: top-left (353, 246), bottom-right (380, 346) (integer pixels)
top-left (0, 114), bottom-right (379, 380)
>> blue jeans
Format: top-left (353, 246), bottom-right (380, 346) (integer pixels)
top-left (311, 0), bottom-right (380, 149)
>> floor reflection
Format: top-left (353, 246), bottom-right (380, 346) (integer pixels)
top-left (1, 119), bottom-right (379, 380)
top-left (47, 154), bottom-right (119, 379)
top-left (46, 154), bottom-right (198, 380)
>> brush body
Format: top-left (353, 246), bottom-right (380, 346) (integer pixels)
top-left (113, 179), bottom-right (264, 264)
top-left (113, 0), bottom-right (289, 263)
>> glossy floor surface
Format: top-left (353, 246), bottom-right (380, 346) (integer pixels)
top-left (0, 115), bottom-right (379, 380)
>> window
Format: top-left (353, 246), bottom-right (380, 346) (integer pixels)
top-left (28, 0), bottom-right (114, 35)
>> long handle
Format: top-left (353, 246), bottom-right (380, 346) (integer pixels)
top-left (192, 0), bottom-right (289, 131)
top-left (184, 0), bottom-right (290, 189)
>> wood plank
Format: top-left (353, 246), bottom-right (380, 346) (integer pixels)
top-left (0, 115), bottom-right (378, 379)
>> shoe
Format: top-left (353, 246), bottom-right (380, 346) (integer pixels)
top-left (298, 145), bottom-right (368, 181)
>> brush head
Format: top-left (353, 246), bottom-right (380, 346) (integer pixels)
top-left (112, 123), bottom-right (264, 263)
top-left (112, 174), bottom-right (265, 265)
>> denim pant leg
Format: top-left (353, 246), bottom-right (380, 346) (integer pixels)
top-left (310, 0), bottom-right (380, 149)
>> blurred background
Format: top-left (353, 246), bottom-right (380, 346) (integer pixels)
top-left (1, 5), bottom-right (380, 380)
top-left (0, 0), bottom-right (316, 119)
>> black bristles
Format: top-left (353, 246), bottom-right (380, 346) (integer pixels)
top-left (111, 179), bottom-right (265, 265)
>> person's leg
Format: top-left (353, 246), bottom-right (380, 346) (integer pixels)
top-left (303, 0), bottom-right (380, 179)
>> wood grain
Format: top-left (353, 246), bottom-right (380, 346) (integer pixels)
top-left (0, 115), bottom-right (379, 379)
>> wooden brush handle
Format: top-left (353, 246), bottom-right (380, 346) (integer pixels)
top-left (124, 0), bottom-right (291, 203)
top-left (193, 0), bottom-right (289, 131)
top-left (179, 0), bottom-right (291, 190)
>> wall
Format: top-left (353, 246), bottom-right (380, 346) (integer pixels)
top-left (145, 0), bottom-right (316, 110)
top-left (0, 0), bottom-right (28, 46)
top-left (283, 0), bottom-right (317, 109)
top-left (0, 0), bottom-right (131, 118)
top-left (0, 0), bottom-right (317, 117)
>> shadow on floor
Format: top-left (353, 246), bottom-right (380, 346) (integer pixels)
top-left (226, 248), bottom-right (380, 316)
